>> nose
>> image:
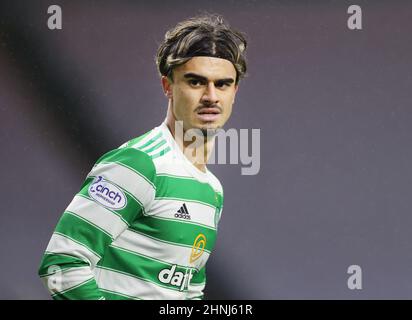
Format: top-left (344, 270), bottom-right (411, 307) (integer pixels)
top-left (201, 82), bottom-right (219, 105)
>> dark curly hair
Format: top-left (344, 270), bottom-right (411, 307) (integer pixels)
top-left (156, 13), bottom-right (247, 84)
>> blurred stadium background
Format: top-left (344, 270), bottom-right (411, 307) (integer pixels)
top-left (1, 0), bottom-right (412, 299)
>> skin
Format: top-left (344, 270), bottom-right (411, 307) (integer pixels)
top-left (162, 56), bottom-right (239, 172)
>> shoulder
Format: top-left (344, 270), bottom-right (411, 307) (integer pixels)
top-left (120, 126), bottom-right (172, 161)
top-left (206, 169), bottom-right (224, 195)
top-left (94, 146), bottom-right (156, 183)
top-left (124, 128), bottom-right (169, 155)
top-left (87, 146), bottom-right (157, 210)
top-left (95, 126), bottom-right (171, 177)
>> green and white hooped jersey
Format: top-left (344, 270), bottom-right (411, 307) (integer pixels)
top-left (38, 121), bottom-right (224, 300)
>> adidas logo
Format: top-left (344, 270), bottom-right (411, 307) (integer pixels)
top-left (174, 203), bottom-right (191, 220)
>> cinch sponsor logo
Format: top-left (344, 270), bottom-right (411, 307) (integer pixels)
top-left (158, 265), bottom-right (193, 291)
top-left (88, 176), bottom-right (127, 210)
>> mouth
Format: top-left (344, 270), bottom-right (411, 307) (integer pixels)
top-left (196, 107), bottom-right (221, 122)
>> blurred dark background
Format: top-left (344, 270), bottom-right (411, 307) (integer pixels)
top-left (1, 0), bottom-right (412, 299)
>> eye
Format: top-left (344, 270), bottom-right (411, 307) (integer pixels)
top-left (215, 82), bottom-right (231, 88)
top-left (189, 79), bottom-right (203, 87)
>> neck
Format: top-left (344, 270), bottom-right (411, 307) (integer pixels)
top-left (166, 106), bottom-right (215, 173)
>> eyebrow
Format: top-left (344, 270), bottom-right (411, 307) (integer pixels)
top-left (183, 73), bottom-right (235, 84)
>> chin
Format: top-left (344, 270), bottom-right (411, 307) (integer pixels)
top-left (183, 122), bottom-right (221, 138)
top-left (201, 122), bottom-right (222, 130)
top-left (201, 123), bottom-right (224, 137)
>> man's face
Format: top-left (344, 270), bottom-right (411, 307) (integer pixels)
top-left (163, 56), bottom-right (238, 134)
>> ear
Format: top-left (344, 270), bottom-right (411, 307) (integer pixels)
top-left (233, 84), bottom-right (239, 103)
top-left (161, 76), bottom-right (173, 98)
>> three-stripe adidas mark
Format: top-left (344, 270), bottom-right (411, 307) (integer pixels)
top-left (174, 203), bottom-right (191, 220)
